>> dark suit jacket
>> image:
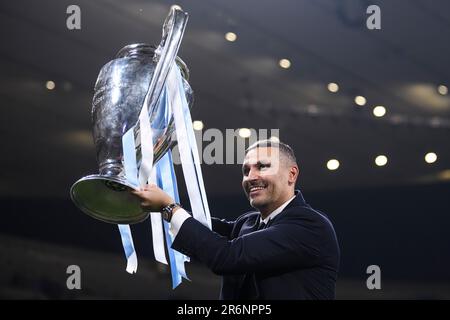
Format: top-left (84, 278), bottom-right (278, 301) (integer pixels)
top-left (172, 190), bottom-right (340, 300)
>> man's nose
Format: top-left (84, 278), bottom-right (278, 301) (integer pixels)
top-left (245, 167), bottom-right (260, 181)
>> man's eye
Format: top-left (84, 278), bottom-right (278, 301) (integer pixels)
top-left (259, 163), bottom-right (270, 169)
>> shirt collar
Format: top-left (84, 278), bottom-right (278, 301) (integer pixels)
top-left (261, 195), bottom-right (296, 224)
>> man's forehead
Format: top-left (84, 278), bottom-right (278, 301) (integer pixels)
top-left (243, 147), bottom-right (280, 164)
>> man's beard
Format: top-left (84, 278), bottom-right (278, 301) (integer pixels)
top-left (249, 191), bottom-right (270, 209)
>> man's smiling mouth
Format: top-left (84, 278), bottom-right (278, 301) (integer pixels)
top-left (248, 184), bottom-right (267, 196)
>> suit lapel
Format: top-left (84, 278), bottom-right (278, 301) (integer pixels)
top-left (232, 190), bottom-right (308, 299)
top-left (268, 189), bottom-right (309, 227)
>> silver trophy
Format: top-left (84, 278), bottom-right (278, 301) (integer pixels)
top-left (70, 6), bottom-right (192, 224)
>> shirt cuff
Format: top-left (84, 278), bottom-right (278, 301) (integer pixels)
top-left (169, 208), bottom-right (191, 238)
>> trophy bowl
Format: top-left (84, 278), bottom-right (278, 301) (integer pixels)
top-left (70, 40), bottom-right (192, 224)
top-left (71, 5), bottom-right (191, 224)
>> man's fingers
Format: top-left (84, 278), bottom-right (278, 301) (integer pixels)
top-left (143, 183), bottom-right (157, 191)
top-left (130, 188), bottom-right (147, 200)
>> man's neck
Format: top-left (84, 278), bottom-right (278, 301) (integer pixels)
top-left (259, 210), bottom-right (271, 220)
top-left (259, 192), bottom-right (295, 219)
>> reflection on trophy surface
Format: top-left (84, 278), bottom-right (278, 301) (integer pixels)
top-left (70, 7), bottom-right (191, 225)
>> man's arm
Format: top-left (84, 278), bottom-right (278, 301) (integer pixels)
top-left (131, 185), bottom-right (323, 275)
top-left (169, 209), bottom-right (234, 238)
top-left (131, 186), bottom-right (234, 238)
top-left (211, 217), bottom-right (234, 239)
top-left (171, 215), bottom-right (322, 275)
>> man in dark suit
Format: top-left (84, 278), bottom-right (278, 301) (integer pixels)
top-left (132, 140), bottom-right (340, 299)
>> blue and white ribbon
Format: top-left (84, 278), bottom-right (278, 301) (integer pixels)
top-left (117, 64), bottom-right (210, 288)
top-left (155, 151), bottom-right (189, 287)
top-left (117, 224), bottom-right (138, 274)
top-left (167, 66), bottom-right (212, 229)
top-left (118, 126), bottom-right (140, 274)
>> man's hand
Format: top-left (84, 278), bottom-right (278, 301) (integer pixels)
top-left (131, 183), bottom-right (174, 212)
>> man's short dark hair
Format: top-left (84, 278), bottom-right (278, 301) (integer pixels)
top-left (245, 139), bottom-right (297, 166)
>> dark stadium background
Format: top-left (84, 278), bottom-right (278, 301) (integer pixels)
top-left (0, 0), bottom-right (449, 299)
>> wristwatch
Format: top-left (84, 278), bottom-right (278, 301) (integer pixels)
top-left (161, 203), bottom-right (181, 222)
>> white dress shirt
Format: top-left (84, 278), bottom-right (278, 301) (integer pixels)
top-left (170, 195), bottom-right (296, 238)
top-left (260, 195), bottom-right (295, 225)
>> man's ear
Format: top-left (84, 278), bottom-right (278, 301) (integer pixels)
top-left (288, 165), bottom-right (299, 185)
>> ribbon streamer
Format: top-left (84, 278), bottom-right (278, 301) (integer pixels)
top-left (117, 127), bottom-right (140, 274)
top-left (117, 64), bottom-right (210, 287)
top-left (156, 150), bottom-right (189, 284)
top-left (117, 224), bottom-right (138, 274)
top-left (149, 167), bottom-right (168, 265)
top-left (167, 66), bottom-right (212, 229)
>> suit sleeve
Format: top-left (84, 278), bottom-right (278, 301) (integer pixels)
top-left (211, 217), bottom-right (234, 239)
top-left (171, 216), bottom-right (323, 275)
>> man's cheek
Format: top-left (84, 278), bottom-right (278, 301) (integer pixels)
top-left (260, 172), bottom-right (277, 180)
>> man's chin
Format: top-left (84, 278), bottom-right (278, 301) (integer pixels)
top-left (249, 197), bottom-right (267, 210)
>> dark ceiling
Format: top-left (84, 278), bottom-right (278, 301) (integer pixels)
top-left (1, 0), bottom-right (449, 199)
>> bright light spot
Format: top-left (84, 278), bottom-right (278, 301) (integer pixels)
top-left (225, 32), bottom-right (237, 42)
top-left (375, 155), bottom-right (388, 166)
top-left (46, 81), bottom-right (55, 90)
top-left (373, 105), bottom-right (386, 117)
top-left (438, 85), bottom-right (448, 95)
top-left (354, 96), bottom-right (367, 106)
top-left (438, 170), bottom-right (450, 181)
top-left (327, 82), bottom-right (339, 93)
top-left (327, 159), bottom-right (340, 171)
top-left (193, 120), bottom-right (204, 131)
top-left (279, 59), bottom-right (291, 69)
top-left (425, 152), bottom-right (437, 164)
top-left (238, 128), bottom-right (252, 138)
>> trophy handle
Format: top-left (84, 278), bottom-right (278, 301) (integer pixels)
top-left (139, 5), bottom-right (188, 129)
top-left (131, 5), bottom-right (188, 163)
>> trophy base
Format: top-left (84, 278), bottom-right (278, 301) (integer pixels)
top-left (70, 175), bottom-right (148, 224)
